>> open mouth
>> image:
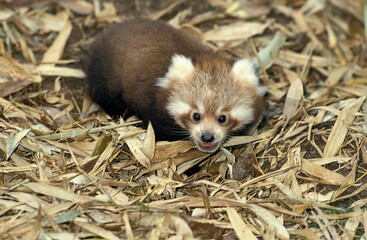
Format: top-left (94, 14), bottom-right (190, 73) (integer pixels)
top-left (196, 141), bottom-right (220, 153)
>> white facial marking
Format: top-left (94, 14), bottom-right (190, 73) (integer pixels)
top-left (231, 106), bottom-right (254, 124)
top-left (156, 54), bottom-right (194, 88)
top-left (197, 101), bottom-right (205, 114)
top-left (166, 98), bottom-right (191, 117)
top-left (232, 59), bottom-right (258, 86)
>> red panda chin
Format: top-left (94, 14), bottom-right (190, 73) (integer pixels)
top-left (196, 140), bottom-right (221, 153)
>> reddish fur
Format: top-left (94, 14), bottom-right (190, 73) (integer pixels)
top-left (86, 19), bottom-right (264, 144)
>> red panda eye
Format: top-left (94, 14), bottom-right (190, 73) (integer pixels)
top-left (192, 112), bottom-right (201, 122)
top-left (218, 115), bottom-right (227, 124)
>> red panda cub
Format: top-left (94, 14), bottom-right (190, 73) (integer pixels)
top-left (86, 19), bottom-right (265, 153)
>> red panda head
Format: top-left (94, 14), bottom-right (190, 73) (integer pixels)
top-left (157, 54), bottom-right (265, 152)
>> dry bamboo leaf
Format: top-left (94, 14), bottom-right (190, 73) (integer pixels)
top-left (291, 10), bottom-right (323, 50)
top-left (35, 66), bottom-right (85, 78)
top-left (305, 190), bottom-right (340, 203)
top-left (38, 11), bottom-right (69, 32)
top-left (14, 14), bottom-right (39, 35)
top-left (246, 204), bottom-right (290, 240)
top-left (176, 153), bottom-right (208, 175)
top-left (0, 165), bottom-right (35, 173)
top-left (363, 210), bottom-right (367, 237)
top-left (88, 210), bottom-right (114, 223)
top-left (309, 66), bottom-right (348, 100)
top-left (0, 8), bottom-right (14, 21)
top-left (141, 122), bottom-right (155, 161)
top-left (221, 147), bottom-right (235, 179)
top-left (203, 21), bottom-right (271, 42)
top-left (0, 80), bottom-right (32, 97)
top-left (227, 207), bottom-right (257, 240)
top-left (146, 175), bottom-right (186, 196)
top-left (13, 29), bottom-right (35, 63)
top-left (123, 212), bottom-right (134, 240)
top-left (277, 50), bottom-right (335, 67)
top-left (300, 0), bottom-right (326, 14)
top-left (329, 0), bottom-right (363, 21)
top-left (0, 55), bottom-right (35, 82)
top-left (225, 0), bottom-right (270, 19)
top-left (0, 98), bottom-right (26, 121)
top-left (89, 142), bottom-right (116, 176)
top-left (342, 210), bottom-right (361, 239)
top-left (330, 163), bottom-right (358, 201)
top-left (104, 186), bottom-right (129, 205)
top-left (117, 127), bottom-right (150, 168)
top-left (315, 207), bottom-right (340, 240)
top-left (188, 11), bottom-right (225, 25)
top-left (326, 23), bottom-right (348, 64)
top-left (148, 0), bottom-right (186, 20)
top-left (335, 84), bottom-right (367, 97)
top-left (59, 0), bottom-right (94, 15)
top-left (307, 156), bottom-right (351, 165)
top-left (23, 219), bottom-right (41, 240)
top-left (39, 20), bottom-right (73, 65)
top-left (301, 159), bottom-right (346, 185)
top-left (24, 182), bottom-right (92, 203)
top-left (324, 96), bottom-right (366, 157)
top-left (282, 147), bottom-right (302, 195)
top-left (141, 214), bottom-right (194, 238)
top-left (34, 122), bottom-right (139, 140)
top-left (96, 2), bottom-right (121, 23)
top-left (153, 141), bottom-right (193, 162)
top-left (91, 134), bottom-right (112, 156)
top-left (4, 129), bottom-right (30, 161)
top-left (283, 76), bottom-right (303, 120)
top-left (224, 130), bottom-right (273, 147)
top-left (274, 182), bottom-right (305, 204)
top-left (74, 220), bottom-right (120, 240)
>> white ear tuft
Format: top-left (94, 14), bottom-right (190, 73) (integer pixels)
top-left (156, 54), bottom-right (194, 88)
top-left (231, 59), bottom-right (259, 86)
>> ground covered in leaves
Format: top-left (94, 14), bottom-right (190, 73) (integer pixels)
top-left (1, 0), bottom-right (367, 239)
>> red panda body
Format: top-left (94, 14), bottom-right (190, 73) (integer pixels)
top-left (86, 19), bottom-right (265, 152)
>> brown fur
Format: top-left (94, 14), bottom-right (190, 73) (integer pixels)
top-left (86, 19), bottom-right (264, 144)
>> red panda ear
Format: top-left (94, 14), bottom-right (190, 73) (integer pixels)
top-left (231, 59), bottom-right (259, 86)
top-left (157, 54), bottom-right (194, 88)
top-left (231, 59), bottom-right (267, 96)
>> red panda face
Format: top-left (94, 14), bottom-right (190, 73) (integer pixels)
top-left (157, 54), bottom-right (265, 153)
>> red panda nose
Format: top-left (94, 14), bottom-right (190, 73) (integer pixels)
top-left (201, 133), bottom-right (215, 143)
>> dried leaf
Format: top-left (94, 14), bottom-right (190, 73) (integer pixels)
top-left (227, 207), bottom-right (257, 240)
top-left (4, 129), bottom-right (30, 161)
top-left (324, 96), bottom-right (366, 157)
top-left (246, 204), bottom-right (290, 240)
top-left (283, 77), bottom-right (303, 120)
top-left (74, 221), bottom-right (120, 240)
top-left (24, 182), bottom-right (92, 203)
top-left (203, 21), bottom-right (270, 42)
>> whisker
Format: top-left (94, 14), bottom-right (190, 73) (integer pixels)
top-left (160, 125), bottom-right (191, 138)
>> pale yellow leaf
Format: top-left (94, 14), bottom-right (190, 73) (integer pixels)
top-left (283, 77), bottom-right (303, 120)
top-left (203, 21), bottom-right (270, 42)
top-left (227, 207), bottom-right (257, 240)
top-left (324, 96), bottom-right (366, 157)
